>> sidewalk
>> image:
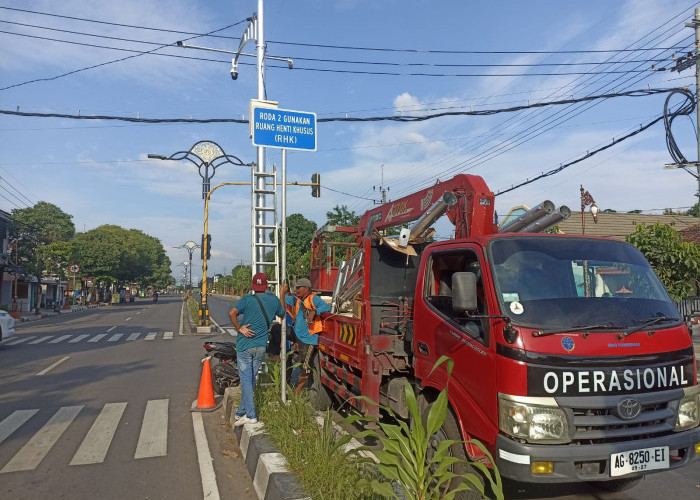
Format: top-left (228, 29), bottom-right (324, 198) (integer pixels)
top-left (18, 303), bottom-right (103, 323)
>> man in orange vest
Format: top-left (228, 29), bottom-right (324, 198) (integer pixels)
top-left (280, 278), bottom-right (330, 393)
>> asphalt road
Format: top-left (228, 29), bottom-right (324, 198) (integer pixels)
top-left (208, 293), bottom-right (700, 500)
top-left (0, 296), bottom-right (256, 500)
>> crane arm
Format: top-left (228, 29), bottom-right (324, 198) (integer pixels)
top-left (357, 174), bottom-right (496, 238)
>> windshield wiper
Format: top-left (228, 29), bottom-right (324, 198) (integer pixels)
top-left (532, 322), bottom-right (623, 337)
top-left (617, 315), bottom-right (679, 340)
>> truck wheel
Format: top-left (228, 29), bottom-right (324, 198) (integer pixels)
top-left (590, 476), bottom-right (643, 492)
top-left (421, 403), bottom-right (484, 500)
top-left (308, 353), bottom-right (332, 411)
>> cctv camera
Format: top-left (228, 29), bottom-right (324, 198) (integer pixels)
top-left (230, 68), bottom-right (238, 80)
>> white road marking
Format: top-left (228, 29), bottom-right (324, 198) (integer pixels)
top-left (107, 334), bottom-right (123, 342)
top-left (29, 336), bottom-right (52, 344)
top-left (0, 406), bottom-right (83, 473)
top-left (224, 328), bottom-right (238, 337)
top-left (0, 410), bottom-right (39, 446)
top-left (69, 334), bottom-right (90, 343)
top-left (125, 317), bottom-right (132, 322)
top-left (4, 336), bottom-right (35, 345)
top-left (88, 334), bottom-right (107, 343)
top-left (192, 412), bottom-right (220, 500)
top-left (145, 332), bottom-right (157, 341)
top-left (49, 335), bottom-right (72, 344)
top-left (126, 332), bottom-right (141, 341)
top-left (134, 399), bottom-right (168, 459)
top-left (36, 356), bottom-right (70, 376)
top-left (70, 402), bottom-right (127, 466)
top-left (107, 326), bottom-right (117, 332)
top-left (163, 331), bottom-right (173, 340)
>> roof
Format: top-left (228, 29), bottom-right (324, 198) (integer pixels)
top-left (678, 223), bottom-right (700, 245)
top-left (556, 212), bottom-right (699, 241)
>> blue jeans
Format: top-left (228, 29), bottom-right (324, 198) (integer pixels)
top-left (236, 345), bottom-right (266, 419)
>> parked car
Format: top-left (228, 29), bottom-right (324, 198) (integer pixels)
top-left (0, 309), bottom-right (16, 342)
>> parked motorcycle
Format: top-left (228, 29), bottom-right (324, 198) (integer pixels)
top-left (203, 341), bottom-right (239, 395)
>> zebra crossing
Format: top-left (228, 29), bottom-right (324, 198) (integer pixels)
top-left (0, 399), bottom-right (170, 472)
top-left (1, 331), bottom-right (175, 346)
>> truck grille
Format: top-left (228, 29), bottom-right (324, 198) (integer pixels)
top-left (558, 392), bottom-right (679, 445)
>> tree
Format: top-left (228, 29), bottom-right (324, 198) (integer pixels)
top-left (37, 241), bottom-right (74, 280)
top-left (325, 205), bottom-right (360, 227)
top-left (10, 201), bottom-right (75, 276)
top-left (626, 223), bottom-right (700, 301)
top-left (685, 203), bottom-right (699, 217)
top-left (72, 225), bottom-right (171, 289)
top-left (231, 263), bottom-right (252, 295)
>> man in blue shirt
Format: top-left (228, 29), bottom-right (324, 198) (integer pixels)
top-left (228, 273), bottom-right (284, 426)
top-left (280, 278), bottom-right (331, 393)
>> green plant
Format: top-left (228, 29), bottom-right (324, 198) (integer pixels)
top-left (626, 223), bottom-right (700, 300)
top-left (255, 375), bottom-right (379, 500)
top-left (342, 356), bottom-right (503, 500)
top-left (186, 296), bottom-right (199, 323)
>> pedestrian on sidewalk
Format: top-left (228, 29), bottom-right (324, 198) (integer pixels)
top-left (228, 273), bottom-right (284, 426)
top-left (279, 278), bottom-right (330, 393)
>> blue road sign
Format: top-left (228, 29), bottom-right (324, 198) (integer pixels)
top-left (252, 107), bottom-right (317, 151)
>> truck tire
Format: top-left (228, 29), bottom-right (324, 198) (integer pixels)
top-left (590, 476), bottom-right (644, 492)
top-left (421, 402), bottom-right (485, 500)
top-left (308, 353), bottom-right (332, 411)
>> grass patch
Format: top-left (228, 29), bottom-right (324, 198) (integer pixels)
top-left (253, 363), bottom-right (382, 500)
top-left (186, 294), bottom-right (199, 323)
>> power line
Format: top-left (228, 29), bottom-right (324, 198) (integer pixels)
top-left (267, 39), bottom-right (688, 55)
top-left (0, 87), bottom-right (682, 123)
top-left (380, 6), bottom-right (694, 201)
top-left (0, 19), bottom-right (674, 69)
top-left (0, 22), bottom-right (244, 91)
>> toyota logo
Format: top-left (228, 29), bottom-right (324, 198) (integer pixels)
top-left (615, 398), bottom-right (642, 420)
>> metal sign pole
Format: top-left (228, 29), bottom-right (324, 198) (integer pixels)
top-left (281, 148), bottom-right (287, 403)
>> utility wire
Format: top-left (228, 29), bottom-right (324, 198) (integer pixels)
top-left (0, 19), bottom-right (674, 69)
top-left (1, 5), bottom-right (690, 56)
top-left (267, 39), bottom-right (688, 55)
top-left (494, 114), bottom-right (665, 196)
top-left (0, 88), bottom-right (682, 123)
top-left (383, 8), bottom-right (693, 201)
top-left (0, 29), bottom-right (660, 77)
top-left (0, 22), bottom-right (245, 91)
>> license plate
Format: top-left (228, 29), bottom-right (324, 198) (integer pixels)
top-left (610, 446), bottom-right (669, 477)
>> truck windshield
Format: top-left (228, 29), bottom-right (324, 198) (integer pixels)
top-left (488, 237), bottom-right (679, 330)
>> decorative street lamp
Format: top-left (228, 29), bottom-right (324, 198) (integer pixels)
top-left (176, 240), bottom-right (199, 291)
top-left (148, 141), bottom-right (253, 329)
top-left (148, 140), bottom-right (248, 199)
top-left (580, 185), bottom-right (599, 235)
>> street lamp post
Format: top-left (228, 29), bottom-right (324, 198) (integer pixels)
top-left (580, 185), bottom-right (599, 298)
top-left (580, 185), bottom-right (599, 235)
top-left (148, 141), bottom-right (252, 328)
top-left (177, 240), bottom-right (199, 291)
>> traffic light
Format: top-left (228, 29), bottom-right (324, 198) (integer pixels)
top-left (201, 234), bottom-right (211, 259)
top-left (311, 173), bottom-right (320, 197)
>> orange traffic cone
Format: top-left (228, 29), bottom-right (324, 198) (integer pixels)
top-left (191, 357), bottom-right (221, 412)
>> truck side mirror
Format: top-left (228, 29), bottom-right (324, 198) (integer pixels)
top-left (452, 272), bottom-right (478, 314)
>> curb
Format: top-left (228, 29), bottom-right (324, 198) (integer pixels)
top-left (19, 303), bottom-right (102, 322)
top-left (224, 388), bottom-right (311, 500)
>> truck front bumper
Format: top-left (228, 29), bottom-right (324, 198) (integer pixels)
top-left (496, 427), bottom-right (700, 483)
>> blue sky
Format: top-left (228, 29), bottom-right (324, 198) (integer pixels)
top-left (0, 0), bottom-right (698, 281)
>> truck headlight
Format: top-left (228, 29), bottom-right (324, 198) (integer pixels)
top-left (675, 387), bottom-right (700, 431)
top-left (499, 394), bottom-right (570, 444)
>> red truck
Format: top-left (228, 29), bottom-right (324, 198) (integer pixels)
top-left (306, 174), bottom-right (699, 492)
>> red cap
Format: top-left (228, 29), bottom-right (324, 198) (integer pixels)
top-left (251, 273), bottom-right (268, 292)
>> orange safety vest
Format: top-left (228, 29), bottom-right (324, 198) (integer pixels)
top-left (291, 293), bottom-right (323, 335)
